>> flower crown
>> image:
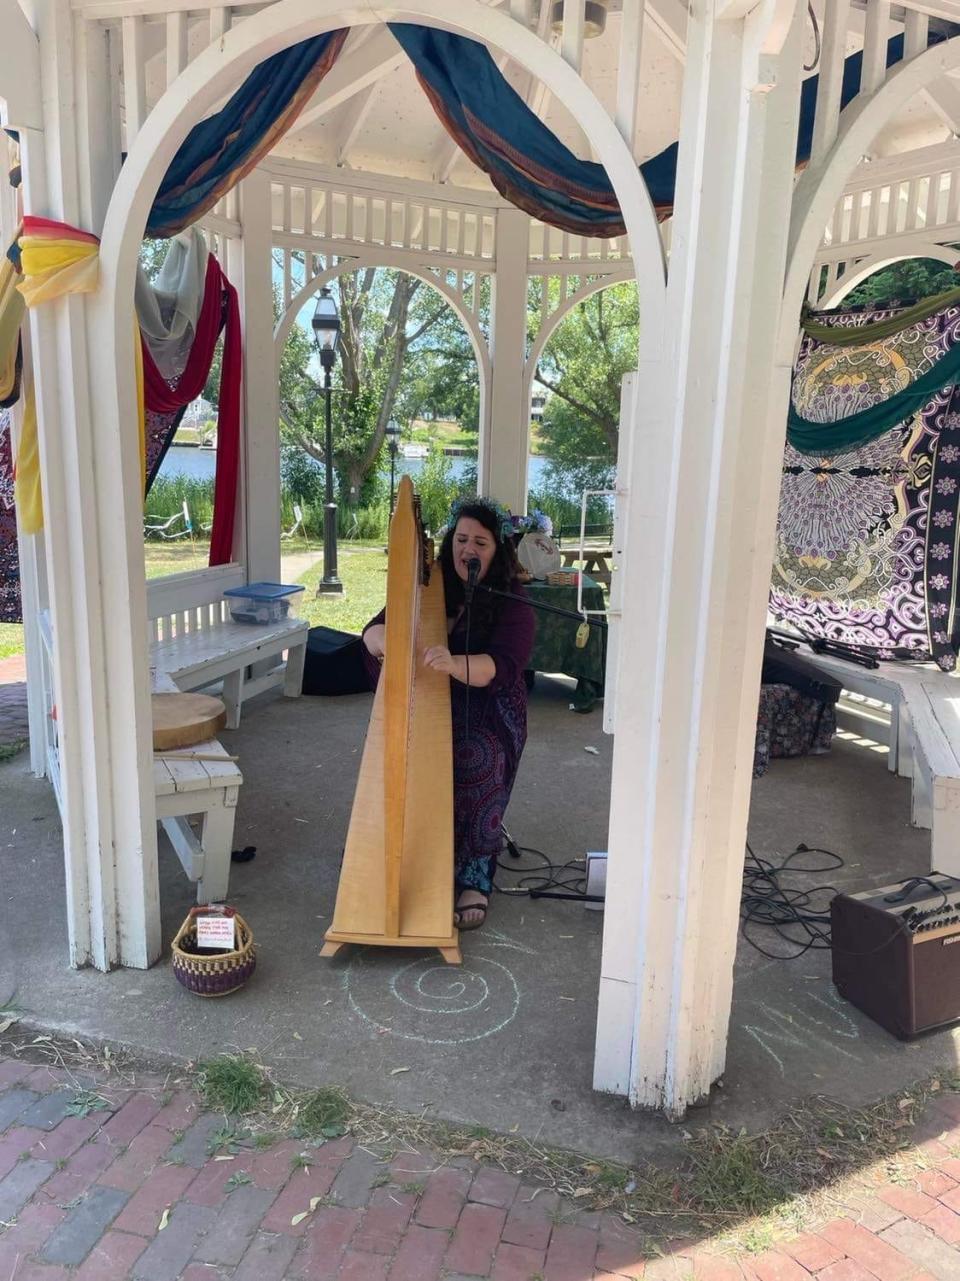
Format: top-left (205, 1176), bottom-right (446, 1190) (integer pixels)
top-left (445, 495), bottom-right (515, 543)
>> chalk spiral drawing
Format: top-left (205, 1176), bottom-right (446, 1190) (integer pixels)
top-left (343, 932), bottom-right (529, 1044)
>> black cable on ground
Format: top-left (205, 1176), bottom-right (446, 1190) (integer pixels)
top-left (740, 841), bottom-right (843, 960)
top-left (493, 838), bottom-right (591, 899)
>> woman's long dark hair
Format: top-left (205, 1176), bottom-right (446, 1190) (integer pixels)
top-left (439, 502), bottom-right (520, 641)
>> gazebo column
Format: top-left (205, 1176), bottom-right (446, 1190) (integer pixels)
top-left (482, 207), bottom-right (530, 513)
top-left (233, 170), bottom-right (281, 580)
top-left (594, 0), bottom-right (804, 1114)
top-left (21, 0), bottom-right (159, 970)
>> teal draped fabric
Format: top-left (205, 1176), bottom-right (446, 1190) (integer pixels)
top-left (787, 341), bottom-right (960, 455)
top-left (146, 30), bottom-right (348, 237)
top-left (390, 23), bottom-right (624, 235)
top-left (141, 22), bottom-right (929, 241)
top-left (390, 27), bottom-right (918, 229)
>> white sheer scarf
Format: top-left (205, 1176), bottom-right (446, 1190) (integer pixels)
top-left (135, 228), bottom-right (209, 382)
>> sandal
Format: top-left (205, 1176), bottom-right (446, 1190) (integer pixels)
top-left (454, 893), bottom-right (489, 932)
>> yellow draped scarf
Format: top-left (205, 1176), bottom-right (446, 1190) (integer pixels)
top-left (11, 219), bottom-right (146, 532)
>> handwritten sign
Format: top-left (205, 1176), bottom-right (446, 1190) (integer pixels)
top-left (196, 914), bottom-right (236, 951)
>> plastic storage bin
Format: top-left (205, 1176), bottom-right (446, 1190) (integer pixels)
top-left (223, 582), bottom-right (305, 625)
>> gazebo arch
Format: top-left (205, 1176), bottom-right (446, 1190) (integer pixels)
top-left (76, 0), bottom-right (666, 975)
top-left (781, 36), bottom-right (960, 361)
top-left (95, 0), bottom-right (666, 393)
top-left (523, 266), bottom-right (637, 442)
top-left (276, 255), bottom-right (491, 437)
top-left (821, 244), bottom-right (960, 308)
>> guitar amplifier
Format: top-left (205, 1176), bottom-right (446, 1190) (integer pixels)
top-left (832, 875), bottom-right (960, 1038)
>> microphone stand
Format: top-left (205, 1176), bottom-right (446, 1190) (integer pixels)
top-left (473, 582), bottom-right (608, 630)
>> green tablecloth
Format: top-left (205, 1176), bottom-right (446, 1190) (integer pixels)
top-left (525, 575), bottom-right (606, 712)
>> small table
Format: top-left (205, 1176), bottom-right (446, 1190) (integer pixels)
top-left (524, 575), bottom-right (606, 712)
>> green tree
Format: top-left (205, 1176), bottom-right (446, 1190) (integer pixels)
top-left (531, 280), bottom-right (638, 479)
top-left (278, 268), bottom-right (479, 505)
top-left (842, 256), bottom-right (959, 307)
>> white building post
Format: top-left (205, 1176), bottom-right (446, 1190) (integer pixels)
top-left (594, 0), bottom-right (805, 1113)
top-left (483, 206), bottom-right (530, 514)
top-left (20, 0), bottom-right (159, 970)
top-left (236, 170), bottom-right (282, 582)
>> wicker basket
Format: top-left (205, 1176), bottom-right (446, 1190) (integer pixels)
top-left (171, 906), bottom-right (256, 998)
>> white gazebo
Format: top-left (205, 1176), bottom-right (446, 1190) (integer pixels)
top-left (4, 0), bottom-right (960, 1117)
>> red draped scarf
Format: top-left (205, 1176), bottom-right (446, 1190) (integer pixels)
top-left (140, 255), bottom-right (241, 565)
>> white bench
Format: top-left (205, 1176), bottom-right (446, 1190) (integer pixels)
top-left (152, 669), bottom-right (242, 904)
top-left (801, 649), bottom-right (960, 876)
top-left (902, 680), bottom-right (960, 879)
top-left (797, 650), bottom-right (927, 777)
top-left (38, 614), bottom-right (244, 909)
top-left (148, 563), bottom-right (308, 728)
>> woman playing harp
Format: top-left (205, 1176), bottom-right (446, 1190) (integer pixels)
top-left (362, 497), bottom-right (535, 931)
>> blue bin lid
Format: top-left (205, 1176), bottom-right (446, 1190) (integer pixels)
top-left (223, 581), bottom-right (305, 600)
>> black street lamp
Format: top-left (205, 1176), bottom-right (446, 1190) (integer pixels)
top-left (386, 420), bottom-right (401, 516)
top-left (312, 287), bottom-right (343, 596)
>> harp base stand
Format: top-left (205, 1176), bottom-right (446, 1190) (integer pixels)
top-left (320, 932), bottom-right (462, 965)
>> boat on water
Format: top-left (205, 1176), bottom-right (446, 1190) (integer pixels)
top-left (399, 442), bottom-right (429, 459)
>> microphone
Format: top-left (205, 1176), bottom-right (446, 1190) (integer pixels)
top-left (465, 556), bottom-right (481, 606)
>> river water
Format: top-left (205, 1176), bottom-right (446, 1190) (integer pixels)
top-left (157, 444), bottom-right (554, 492)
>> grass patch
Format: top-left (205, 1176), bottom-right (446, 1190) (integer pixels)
top-left (297, 545), bottom-right (388, 636)
top-left (295, 1087), bottom-right (352, 1139)
top-left (197, 1054), bottom-right (266, 1115)
top-left (0, 741), bottom-right (26, 763)
top-left (0, 622), bottom-right (23, 660)
top-left (144, 540), bottom-right (211, 579)
top-left (686, 1127), bottom-right (786, 1218)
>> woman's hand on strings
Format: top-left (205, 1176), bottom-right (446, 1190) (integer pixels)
top-left (423, 644), bottom-right (457, 676)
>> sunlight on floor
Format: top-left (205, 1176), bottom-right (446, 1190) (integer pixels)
top-left (835, 726), bottom-right (892, 755)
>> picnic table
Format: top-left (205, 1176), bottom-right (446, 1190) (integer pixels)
top-left (559, 545), bottom-right (613, 587)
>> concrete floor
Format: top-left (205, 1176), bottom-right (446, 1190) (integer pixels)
top-left (1, 681), bottom-right (957, 1167)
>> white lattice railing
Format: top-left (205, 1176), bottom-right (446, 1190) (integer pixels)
top-left (826, 146), bottom-right (960, 252)
top-left (267, 166), bottom-right (498, 263)
top-left (265, 161), bottom-right (635, 278)
top-left (810, 142), bottom-right (960, 303)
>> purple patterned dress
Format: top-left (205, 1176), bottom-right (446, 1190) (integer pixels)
top-left (362, 582), bottom-right (535, 895)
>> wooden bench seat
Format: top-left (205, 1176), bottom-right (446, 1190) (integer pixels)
top-left (801, 648), bottom-right (960, 875)
top-left (148, 564), bottom-right (308, 727)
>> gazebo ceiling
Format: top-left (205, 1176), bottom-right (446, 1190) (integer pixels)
top-left (264, 6), bottom-right (958, 193)
top-left (270, 13), bottom-right (685, 187)
top-left (134, 2), bottom-right (958, 202)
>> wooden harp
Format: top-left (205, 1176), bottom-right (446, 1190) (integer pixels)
top-left (321, 476), bottom-right (461, 964)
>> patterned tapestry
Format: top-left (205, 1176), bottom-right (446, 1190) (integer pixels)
top-left (0, 407), bottom-right (19, 623)
top-left (770, 299), bottom-right (960, 670)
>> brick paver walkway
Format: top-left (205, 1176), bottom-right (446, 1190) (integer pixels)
top-left (1, 1058), bottom-right (960, 1279)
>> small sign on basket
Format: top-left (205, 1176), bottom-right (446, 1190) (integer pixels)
top-left (196, 913), bottom-right (236, 951)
